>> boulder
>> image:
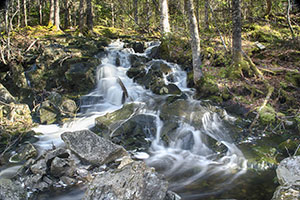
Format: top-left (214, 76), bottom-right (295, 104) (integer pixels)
top-left (111, 114), bottom-right (157, 150)
top-left (95, 103), bottom-right (139, 136)
top-left (272, 156), bottom-right (300, 200)
top-left (272, 185), bottom-right (300, 200)
top-left (39, 100), bottom-right (60, 124)
top-left (9, 142), bottom-right (37, 163)
top-left (276, 156), bottom-right (300, 186)
top-left (0, 83), bottom-right (16, 104)
top-left (0, 179), bottom-right (27, 200)
top-left (84, 161), bottom-right (168, 200)
top-left (61, 130), bottom-right (127, 165)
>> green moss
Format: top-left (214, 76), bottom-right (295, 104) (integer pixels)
top-left (248, 24), bottom-right (282, 43)
top-left (285, 71), bottom-right (300, 88)
top-left (259, 105), bottom-right (276, 125)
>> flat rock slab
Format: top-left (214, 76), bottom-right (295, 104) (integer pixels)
top-left (61, 130), bottom-right (127, 165)
top-left (84, 161), bottom-right (168, 200)
top-left (276, 156), bottom-right (300, 186)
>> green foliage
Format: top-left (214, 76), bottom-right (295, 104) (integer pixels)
top-left (259, 105), bottom-right (276, 125)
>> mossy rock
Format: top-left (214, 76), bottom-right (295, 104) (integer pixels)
top-left (259, 105), bottom-right (276, 125)
top-left (248, 24), bottom-right (282, 43)
top-left (95, 103), bottom-right (139, 136)
top-left (285, 71), bottom-right (300, 88)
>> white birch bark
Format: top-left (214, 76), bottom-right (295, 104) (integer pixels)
top-left (184, 0), bottom-right (203, 84)
top-left (160, 0), bottom-right (171, 34)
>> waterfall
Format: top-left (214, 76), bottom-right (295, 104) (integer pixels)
top-left (31, 39), bottom-right (247, 199)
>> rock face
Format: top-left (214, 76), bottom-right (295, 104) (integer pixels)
top-left (111, 114), bottom-right (157, 150)
top-left (84, 161), bottom-right (168, 200)
top-left (272, 156), bottom-right (300, 200)
top-left (0, 179), bottom-right (27, 200)
top-left (276, 156), bottom-right (300, 186)
top-left (61, 130), bottom-right (127, 165)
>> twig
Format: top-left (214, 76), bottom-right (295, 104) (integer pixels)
top-left (294, 144), bottom-right (300, 156)
top-left (285, 146), bottom-right (291, 157)
top-left (25, 39), bottom-right (38, 53)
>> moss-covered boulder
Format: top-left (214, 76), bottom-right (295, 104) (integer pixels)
top-left (9, 142), bottom-right (37, 163)
top-left (95, 103), bottom-right (139, 136)
top-left (111, 114), bottom-right (157, 150)
top-left (259, 105), bottom-right (276, 125)
top-left (0, 83), bottom-right (16, 104)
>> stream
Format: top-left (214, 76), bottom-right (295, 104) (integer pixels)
top-left (1, 40), bottom-right (278, 199)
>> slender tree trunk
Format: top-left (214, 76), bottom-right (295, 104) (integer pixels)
top-left (49, 0), bottom-right (55, 26)
top-left (204, 0), bottom-right (209, 30)
top-left (54, 0), bottom-right (60, 30)
top-left (79, 0), bottom-right (86, 32)
top-left (287, 0), bottom-right (295, 39)
top-left (265, 0), bottom-right (272, 16)
top-left (23, 0), bottom-right (27, 26)
top-left (64, 0), bottom-right (70, 29)
top-left (232, 0), bottom-right (242, 65)
top-left (133, 0), bottom-right (138, 25)
top-left (111, 1), bottom-right (115, 27)
top-left (39, 0), bottom-right (43, 25)
top-left (5, 2), bottom-right (9, 33)
top-left (184, 0), bottom-right (203, 84)
top-left (160, 0), bottom-right (171, 34)
top-left (86, 0), bottom-right (93, 31)
top-left (17, 0), bottom-right (21, 27)
top-left (145, 0), bottom-right (151, 31)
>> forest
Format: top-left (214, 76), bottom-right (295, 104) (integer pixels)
top-left (0, 0), bottom-right (300, 200)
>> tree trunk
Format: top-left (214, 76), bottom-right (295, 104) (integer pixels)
top-left (232, 0), bottom-right (242, 65)
top-left (287, 0), bottom-right (295, 39)
top-left (5, 1), bottom-right (9, 33)
top-left (39, 0), bottom-right (43, 25)
top-left (23, 0), bottom-right (27, 26)
top-left (49, 0), bottom-right (55, 26)
top-left (204, 0), bottom-right (209, 30)
top-left (111, 1), bottom-right (115, 27)
top-left (184, 0), bottom-right (203, 84)
top-left (160, 0), bottom-right (171, 34)
top-left (79, 0), bottom-right (86, 32)
top-left (265, 0), bottom-right (272, 16)
top-left (64, 0), bottom-right (70, 29)
top-left (133, 0), bottom-right (138, 25)
top-left (86, 0), bottom-right (93, 31)
top-left (17, 0), bottom-right (21, 27)
top-left (54, 0), bottom-right (60, 30)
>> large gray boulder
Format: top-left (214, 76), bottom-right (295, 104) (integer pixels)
top-left (0, 179), bottom-right (27, 200)
top-left (61, 130), bottom-right (127, 165)
top-left (276, 156), bottom-right (300, 186)
top-left (84, 161), bottom-right (168, 200)
top-left (272, 156), bottom-right (300, 200)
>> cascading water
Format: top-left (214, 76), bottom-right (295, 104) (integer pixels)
top-left (28, 40), bottom-right (247, 199)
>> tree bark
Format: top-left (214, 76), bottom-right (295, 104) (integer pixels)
top-left (49, 0), bottom-right (55, 26)
top-left (79, 0), bottom-right (86, 32)
top-left (204, 0), bottom-right (209, 30)
top-left (133, 0), bottom-right (138, 25)
top-left (232, 0), bottom-right (242, 65)
top-left (64, 0), bottom-right (70, 29)
top-left (86, 0), bottom-right (93, 31)
top-left (111, 1), bottom-right (115, 27)
top-left (39, 0), bottom-right (43, 25)
top-left (23, 0), bottom-right (28, 26)
top-left (160, 0), bottom-right (171, 34)
top-left (287, 0), bottom-right (295, 39)
top-left (54, 0), bottom-right (60, 30)
top-left (184, 0), bottom-right (203, 84)
top-left (17, 0), bottom-right (21, 27)
top-left (264, 0), bottom-right (272, 16)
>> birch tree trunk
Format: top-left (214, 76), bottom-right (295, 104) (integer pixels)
top-left (184, 0), bottom-right (203, 84)
top-left (39, 0), bottom-right (43, 25)
top-left (23, 0), bottom-right (28, 26)
top-left (49, 0), bottom-right (55, 26)
top-left (287, 0), bottom-right (295, 39)
top-left (86, 0), bottom-right (93, 31)
top-left (160, 0), bottom-right (171, 34)
top-left (232, 0), bottom-right (242, 65)
top-left (17, 0), bottom-right (21, 27)
top-left (54, 0), bottom-right (60, 30)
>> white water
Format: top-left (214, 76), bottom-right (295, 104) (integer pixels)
top-left (29, 40), bottom-right (246, 198)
